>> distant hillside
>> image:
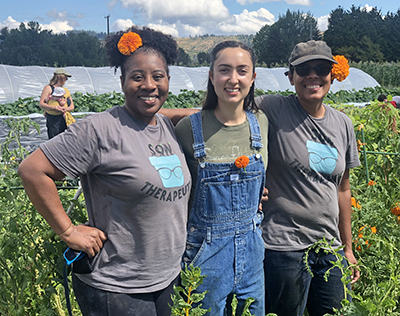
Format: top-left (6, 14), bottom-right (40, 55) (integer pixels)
top-left (176, 34), bottom-right (254, 60)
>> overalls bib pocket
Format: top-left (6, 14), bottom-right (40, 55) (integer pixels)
top-left (196, 170), bottom-right (263, 223)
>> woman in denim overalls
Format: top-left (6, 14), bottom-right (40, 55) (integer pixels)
top-left (175, 41), bottom-right (268, 316)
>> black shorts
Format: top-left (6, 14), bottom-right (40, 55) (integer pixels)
top-left (46, 113), bottom-right (67, 139)
top-left (72, 273), bottom-right (179, 316)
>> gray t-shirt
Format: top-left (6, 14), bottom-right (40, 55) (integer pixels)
top-left (256, 94), bottom-right (360, 251)
top-left (41, 106), bottom-right (191, 293)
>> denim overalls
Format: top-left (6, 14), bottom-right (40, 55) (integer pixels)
top-left (183, 111), bottom-right (265, 316)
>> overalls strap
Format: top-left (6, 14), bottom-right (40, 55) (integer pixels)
top-left (246, 111), bottom-right (263, 150)
top-left (190, 112), bottom-right (206, 159)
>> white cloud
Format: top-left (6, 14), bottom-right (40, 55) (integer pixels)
top-left (362, 4), bottom-right (374, 12)
top-left (0, 16), bottom-right (22, 30)
top-left (216, 8), bottom-right (275, 34)
top-left (181, 24), bottom-right (205, 37)
top-left (237, 0), bottom-right (311, 5)
top-left (317, 14), bottom-right (329, 32)
top-left (46, 8), bottom-right (68, 19)
top-left (119, 0), bottom-right (230, 24)
top-left (41, 21), bottom-right (73, 34)
top-left (111, 18), bottom-right (135, 31)
top-left (147, 22), bottom-right (179, 37)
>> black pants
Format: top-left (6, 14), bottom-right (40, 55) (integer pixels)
top-left (72, 273), bottom-right (179, 316)
top-left (46, 113), bottom-right (67, 139)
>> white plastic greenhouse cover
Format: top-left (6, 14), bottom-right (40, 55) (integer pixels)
top-left (0, 64), bottom-right (380, 104)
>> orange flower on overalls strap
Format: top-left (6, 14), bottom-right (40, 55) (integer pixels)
top-left (117, 32), bottom-right (143, 56)
top-left (235, 156), bottom-right (249, 172)
top-left (331, 55), bottom-right (350, 82)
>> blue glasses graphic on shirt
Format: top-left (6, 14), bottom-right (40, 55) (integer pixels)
top-left (149, 155), bottom-right (184, 188)
top-left (306, 140), bottom-right (338, 174)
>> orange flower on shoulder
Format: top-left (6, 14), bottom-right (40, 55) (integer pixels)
top-left (235, 156), bottom-right (249, 172)
top-left (117, 32), bottom-right (143, 56)
top-left (331, 55), bottom-right (350, 82)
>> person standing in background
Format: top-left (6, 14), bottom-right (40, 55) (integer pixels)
top-left (39, 68), bottom-right (74, 139)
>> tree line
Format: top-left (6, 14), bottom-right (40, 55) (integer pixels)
top-left (253, 5), bottom-right (400, 67)
top-left (0, 5), bottom-right (399, 68)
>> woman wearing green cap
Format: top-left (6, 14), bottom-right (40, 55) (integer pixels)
top-left (256, 40), bottom-right (360, 316)
top-left (39, 68), bottom-right (74, 139)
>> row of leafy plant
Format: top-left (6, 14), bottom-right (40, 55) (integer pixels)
top-left (2, 86), bottom-right (400, 117)
top-left (1, 99), bottom-right (400, 315)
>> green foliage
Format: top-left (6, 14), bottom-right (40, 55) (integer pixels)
top-left (253, 10), bottom-right (320, 67)
top-left (323, 6), bottom-right (400, 63)
top-left (4, 95), bottom-right (400, 315)
top-left (170, 263), bottom-right (210, 316)
top-left (351, 61), bottom-right (400, 88)
top-left (0, 22), bottom-right (107, 67)
top-left (197, 52), bottom-right (210, 65)
top-left (3, 87), bottom-right (400, 117)
top-left (0, 118), bottom-right (86, 315)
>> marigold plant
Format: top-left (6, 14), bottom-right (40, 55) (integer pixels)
top-left (367, 180), bottom-right (377, 186)
top-left (117, 32), bottom-right (143, 56)
top-left (331, 55), bottom-right (350, 82)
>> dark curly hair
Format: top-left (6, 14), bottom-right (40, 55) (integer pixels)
top-left (105, 25), bottom-right (178, 78)
top-left (203, 40), bottom-right (258, 112)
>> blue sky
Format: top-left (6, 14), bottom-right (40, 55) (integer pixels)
top-left (1, 0), bottom-right (398, 37)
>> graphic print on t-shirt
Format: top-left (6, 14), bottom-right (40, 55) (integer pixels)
top-left (149, 155), bottom-right (184, 188)
top-left (306, 140), bottom-right (338, 174)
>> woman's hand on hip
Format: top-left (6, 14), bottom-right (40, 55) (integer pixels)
top-left (60, 224), bottom-right (108, 257)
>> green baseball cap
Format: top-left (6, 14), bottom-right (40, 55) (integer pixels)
top-left (54, 68), bottom-right (72, 77)
top-left (289, 40), bottom-right (337, 66)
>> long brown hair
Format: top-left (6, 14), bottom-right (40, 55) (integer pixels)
top-left (203, 41), bottom-right (258, 112)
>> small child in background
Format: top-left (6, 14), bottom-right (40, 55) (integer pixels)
top-left (45, 87), bottom-right (75, 125)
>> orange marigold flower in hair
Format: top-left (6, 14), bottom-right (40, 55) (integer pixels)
top-left (117, 32), bottom-right (143, 56)
top-left (391, 204), bottom-right (400, 216)
top-left (367, 180), bottom-right (376, 186)
top-left (235, 156), bottom-right (250, 171)
top-left (331, 55), bottom-right (350, 82)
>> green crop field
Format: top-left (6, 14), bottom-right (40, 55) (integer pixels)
top-left (1, 90), bottom-right (400, 315)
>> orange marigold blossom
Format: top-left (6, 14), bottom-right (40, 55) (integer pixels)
top-left (371, 226), bottom-right (377, 234)
top-left (368, 180), bottom-right (376, 186)
top-left (351, 197), bottom-right (361, 209)
top-left (117, 32), bottom-right (143, 56)
top-left (235, 156), bottom-right (250, 171)
top-left (331, 55), bottom-right (350, 82)
top-left (391, 204), bottom-right (400, 216)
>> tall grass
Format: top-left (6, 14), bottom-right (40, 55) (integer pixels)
top-left (351, 61), bottom-right (400, 88)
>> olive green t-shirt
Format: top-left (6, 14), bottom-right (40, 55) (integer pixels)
top-left (175, 109), bottom-right (268, 192)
